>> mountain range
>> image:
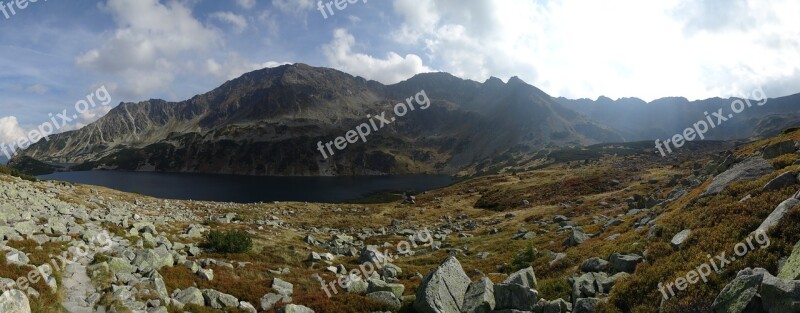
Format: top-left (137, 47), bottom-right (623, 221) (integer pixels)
top-left (10, 64), bottom-right (800, 176)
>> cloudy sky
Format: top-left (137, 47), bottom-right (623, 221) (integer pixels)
top-left (1, 0), bottom-right (799, 147)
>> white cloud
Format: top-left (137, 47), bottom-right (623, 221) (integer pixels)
top-left (390, 0), bottom-right (800, 101)
top-left (322, 29), bottom-right (433, 84)
top-left (26, 84), bottom-right (49, 94)
top-left (271, 0), bottom-right (314, 15)
top-left (0, 116), bottom-right (28, 152)
top-left (206, 54), bottom-right (290, 81)
top-left (210, 11), bottom-right (248, 33)
top-left (236, 0), bottom-right (256, 9)
top-left (76, 0), bottom-right (222, 99)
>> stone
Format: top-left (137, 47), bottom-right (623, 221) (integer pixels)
top-left (174, 287), bottom-right (204, 306)
top-left (413, 256), bottom-right (471, 313)
top-left (755, 192), bottom-right (800, 234)
top-left (574, 298), bottom-right (603, 313)
top-left (367, 279), bottom-right (405, 298)
top-left (359, 246), bottom-right (386, 265)
top-left (764, 140), bottom-right (797, 159)
top-left (580, 258), bottom-right (609, 273)
top-left (779, 240), bottom-right (800, 280)
top-left (0, 290), bottom-right (31, 313)
top-left (260, 293), bottom-right (289, 311)
top-left (762, 171), bottom-right (798, 192)
top-left (760, 271), bottom-right (800, 312)
top-left (202, 289), bottom-right (239, 309)
top-left (277, 304), bottom-right (315, 313)
top-left (462, 277), bottom-right (495, 313)
top-left (503, 267), bottom-right (538, 289)
top-left (711, 268), bottom-right (765, 313)
top-left (610, 253), bottom-right (644, 274)
top-left (563, 229), bottom-right (589, 247)
top-left (273, 278), bottom-right (294, 296)
top-left (670, 229), bottom-right (692, 249)
top-left (703, 158), bottom-right (774, 196)
top-left (493, 283), bottom-right (538, 311)
top-left (366, 291), bottom-right (402, 309)
top-left (198, 269), bottom-right (214, 281)
top-left (238, 301), bottom-right (257, 313)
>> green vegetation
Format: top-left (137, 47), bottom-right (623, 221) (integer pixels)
top-left (205, 230), bottom-right (253, 253)
top-left (0, 163), bottom-right (38, 181)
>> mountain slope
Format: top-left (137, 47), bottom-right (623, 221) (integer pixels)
top-left (14, 64), bottom-right (620, 176)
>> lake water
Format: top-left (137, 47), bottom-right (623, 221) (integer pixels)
top-left (38, 171), bottom-right (454, 204)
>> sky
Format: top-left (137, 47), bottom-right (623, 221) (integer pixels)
top-left (1, 0), bottom-right (799, 147)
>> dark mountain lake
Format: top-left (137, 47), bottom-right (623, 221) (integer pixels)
top-left (38, 171), bottom-right (455, 204)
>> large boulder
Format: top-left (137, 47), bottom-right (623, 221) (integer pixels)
top-left (754, 191), bottom-right (800, 234)
top-left (462, 277), bottom-right (495, 313)
top-left (610, 253), bottom-right (644, 274)
top-left (0, 290), bottom-right (31, 313)
top-left (493, 283), bottom-right (539, 311)
top-left (202, 289), bottom-right (239, 309)
top-left (580, 257), bottom-right (609, 273)
top-left (574, 297), bottom-right (603, 313)
top-left (711, 268), bottom-right (766, 313)
top-left (366, 291), bottom-right (402, 310)
top-left (563, 229), bottom-right (589, 247)
top-left (277, 304), bottom-right (315, 313)
top-left (762, 171), bottom-right (798, 192)
top-left (503, 267), bottom-right (538, 289)
top-left (763, 140), bottom-right (797, 159)
top-left (779, 240), bottom-right (800, 280)
top-left (760, 271), bottom-right (800, 312)
top-left (174, 287), bottom-right (204, 306)
top-left (414, 256), bottom-right (471, 313)
top-left (703, 158), bottom-right (774, 196)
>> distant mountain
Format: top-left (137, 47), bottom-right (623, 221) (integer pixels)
top-left (557, 93), bottom-right (800, 142)
top-left (0, 155), bottom-right (7, 165)
top-left (13, 64), bottom-right (620, 176)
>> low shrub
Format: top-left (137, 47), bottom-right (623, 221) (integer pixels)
top-left (205, 230), bottom-right (253, 253)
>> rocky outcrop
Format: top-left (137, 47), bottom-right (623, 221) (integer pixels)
top-left (712, 267), bottom-right (800, 312)
top-left (703, 158), bottom-right (775, 196)
top-left (414, 257), bottom-right (471, 313)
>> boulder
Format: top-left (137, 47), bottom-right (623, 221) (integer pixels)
top-left (277, 304), bottom-right (315, 313)
top-left (503, 267), bottom-right (538, 289)
top-left (670, 229), bottom-right (692, 249)
top-left (366, 291), bottom-right (402, 310)
top-left (272, 278), bottom-right (294, 296)
top-left (779, 240), bottom-right (800, 280)
top-left (760, 271), bottom-right (800, 312)
top-left (711, 268), bottom-right (766, 313)
top-left (260, 293), bottom-right (290, 311)
top-left (754, 191), bottom-right (800, 234)
top-left (563, 229), bottom-right (589, 247)
top-left (493, 283), bottom-right (539, 311)
top-left (762, 171), bottom-right (798, 192)
top-left (0, 290), bottom-right (31, 313)
top-left (610, 253), bottom-right (644, 274)
top-left (413, 256), bottom-right (471, 313)
top-left (201, 289), bottom-right (239, 309)
top-left (763, 140), bottom-right (797, 159)
top-left (573, 298), bottom-right (603, 313)
top-left (580, 258), bottom-right (609, 273)
top-left (174, 287), bottom-right (204, 306)
top-left (703, 158), bottom-right (774, 196)
top-left (462, 277), bottom-right (495, 313)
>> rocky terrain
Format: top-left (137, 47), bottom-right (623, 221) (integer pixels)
top-left (1, 129), bottom-right (800, 312)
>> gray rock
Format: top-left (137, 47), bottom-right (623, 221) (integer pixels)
top-left (239, 302), bottom-right (257, 313)
top-left (277, 304), bottom-right (315, 313)
top-left (755, 191), bottom-right (800, 234)
top-left (610, 253), bottom-right (644, 274)
top-left (260, 293), bottom-right (290, 311)
top-left (670, 229), bottom-right (692, 249)
top-left (703, 158), bottom-right (774, 196)
top-left (462, 277), bottom-right (495, 313)
top-left (779, 240), bottom-right (800, 280)
top-left (760, 271), bottom-right (800, 312)
top-left (174, 287), bottom-right (204, 306)
top-left (366, 291), bottom-right (402, 309)
top-left (573, 298), bottom-right (603, 313)
top-left (563, 229), bottom-right (589, 247)
top-left (414, 256), bottom-right (471, 313)
top-left (0, 290), bottom-right (31, 313)
top-left (273, 278), bottom-right (294, 296)
top-left (493, 283), bottom-right (538, 311)
top-left (580, 258), bottom-right (609, 273)
top-left (711, 268), bottom-right (765, 313)
top-left (503, 267), bottom-right (537, 289)
top-left (202, 289), bottom-right (239, 309)
top-left (763, 171), bottom-right (798, 192)
top-left (763, 140), bottom-right (797, 159)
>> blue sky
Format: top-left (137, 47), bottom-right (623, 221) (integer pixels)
top-left (1, 0), bottom-right (799, 146)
